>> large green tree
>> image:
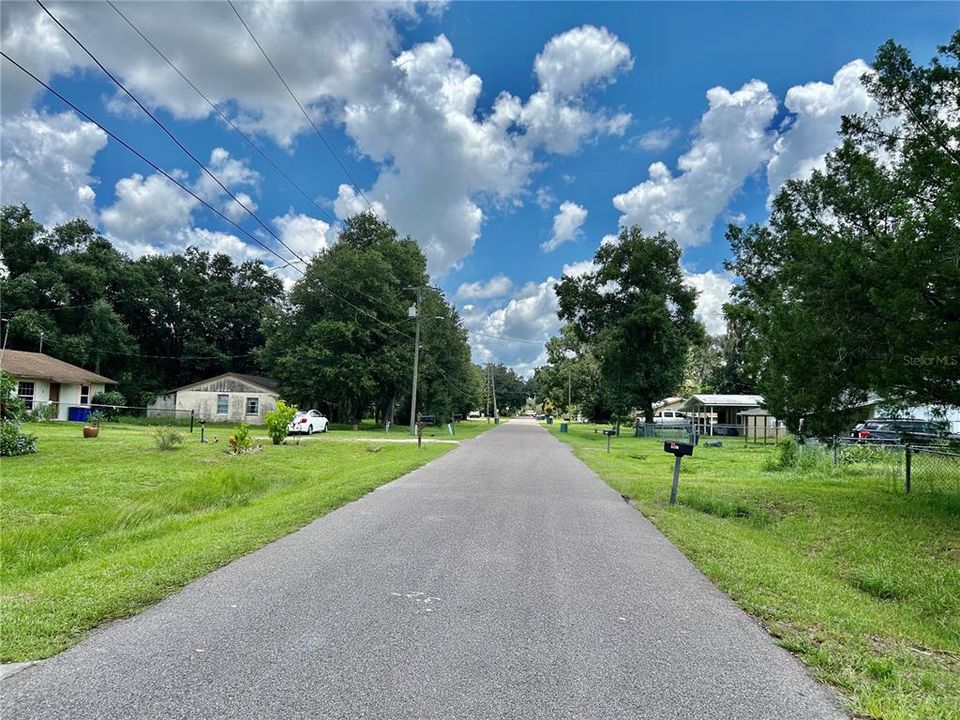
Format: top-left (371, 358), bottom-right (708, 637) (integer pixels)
top-left (259, 212), bottom-right (475, 426)
top-left (1, 205), bottom-right (284, 404)
top-left (555, 226), bottom-right (704, 423)
top-left (533, 325), bottom-right (606, 419)
top-left (724, 32), bottom-right (960, 435)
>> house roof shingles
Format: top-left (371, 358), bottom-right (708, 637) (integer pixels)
top-left (0, 350), bottom-right (116, 385)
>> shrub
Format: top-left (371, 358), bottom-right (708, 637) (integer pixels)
top-left (0, 421), bottom-right (37, 456)
top-left (264, 400), bottom-right (297, 445)
top-left (92, 390), bottom-right (126, 420)
top-left (86, 411), bottom-right (105, 427)
top-left (764, 436), bottom-right (800, 471)
top-left (0, 370), bottom-right (26, 422)
top-left (26, 403), bottom-right (57, 422)
top-left (227, 424), bottom-right (253, 454)
top-left (150, 426), bottom-right (183, 451)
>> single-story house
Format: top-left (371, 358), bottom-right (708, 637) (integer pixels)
top-left (679, 393), bottom-right (765, 436)
top-left (1, 350), bottom-right (116, 421)
top-left (148, 372), bottom-right (279, 424)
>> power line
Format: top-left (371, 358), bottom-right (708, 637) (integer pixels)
top-left (104, 0), bottom-right (338, 228)
top-left (1, 50), bottom-right (301, 274)
top-left (470, 330), bottom-right (545, 346)
top-left (2, 50), bottom-right (409, 343)
top-left (227, 0), bottom-right (382, 221)
top-left (18, 4), bottom-right (413, 344)
top-left (35, 0), bottom-right (311, 269)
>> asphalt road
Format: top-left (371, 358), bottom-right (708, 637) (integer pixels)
top-left (2, 419), bottom-right (846, 719)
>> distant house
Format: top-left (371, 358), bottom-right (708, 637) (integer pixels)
top-left (679, 393), bottom-right (765, 436)
top-left (0, 350), bottom-right (116, 421)
top-left (148, 372), bottom-right (279, 424)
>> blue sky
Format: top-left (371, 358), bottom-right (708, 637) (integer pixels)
top-left (2, 1), bottom-right (956, 374)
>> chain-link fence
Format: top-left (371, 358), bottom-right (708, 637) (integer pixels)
top-left (906, 446), bottom-right (960, 494)
top-left (23, 401), bottom-right (197, 429)
top-left (832, 438), bottom-right (906, 485)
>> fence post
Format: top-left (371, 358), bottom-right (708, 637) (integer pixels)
top-left (190, 409), bottom-right (194, 434)
top-left (905, 445), bottom-right (911, 494)
top-left (833, 436), bottom-right (838, 468)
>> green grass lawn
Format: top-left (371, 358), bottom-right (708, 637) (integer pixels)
top-left (1, 421), bottom-right (480, 662)
top-left (547, 422), bottom-right (960, 720)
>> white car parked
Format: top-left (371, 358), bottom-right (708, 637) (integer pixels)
top-left (288, 409), bottom-right (329, 435)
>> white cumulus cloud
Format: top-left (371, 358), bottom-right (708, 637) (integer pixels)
top-left (456, 274), bottom-right (514, 300)
top-left (0, 109), bottom-right (107, 226)
top-left (273, 211), bottom-right (334, 260)
top-left (683, 269), bottom-right (734, 336)
top-left (766, 59), bottom-right (875, 203)
top-left (534, 25), bottom-right (634, 97)
top-left (613, 80), bottom-right (778, 247)
top-left (541, 201), bottom-right (588, 252)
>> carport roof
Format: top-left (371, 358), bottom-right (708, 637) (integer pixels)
top-left (679, 394), bottom-right (764, 411)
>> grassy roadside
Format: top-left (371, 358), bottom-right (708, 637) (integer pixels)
top-left (1, 421), bottom-right (483, 661)
top-left (547, 422), bottom-right (960, 720)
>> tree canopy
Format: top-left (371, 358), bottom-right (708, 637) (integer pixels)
top-left (723, 32), bottom-right (960, 435)
top-left (554, 226), bottom-right (704, 422)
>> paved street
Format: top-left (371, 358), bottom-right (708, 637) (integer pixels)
top-left (2, 419), bottom-right (845, 719)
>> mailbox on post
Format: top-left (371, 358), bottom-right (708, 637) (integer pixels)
top-left (603, 428), bottom-right (617, 453)
top-left (663, 441), bottom-right (694, 504)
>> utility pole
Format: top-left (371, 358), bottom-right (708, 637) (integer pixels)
top-left (408, 287), bottom-right (423, 435)
top-left (491, 364), bottom-right (499, 422)
top-left (567, 365), bottom-right (572, 410)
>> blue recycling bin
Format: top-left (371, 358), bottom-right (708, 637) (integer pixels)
top-left (546, 416), bottom-right (553, 425)
top-left (68, 407), bottom-right (90, 422)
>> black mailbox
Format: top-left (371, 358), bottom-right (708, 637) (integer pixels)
top-left (663, 441), bottom-right (694, 457)
top-left (603, 429), bottom-right (617, 437)
top-left (420, 415), bottom-right (435, 425)
top-left (452, 413), bottom-right (463, 421)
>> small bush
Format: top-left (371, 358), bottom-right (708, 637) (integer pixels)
top-left (0, 421), bottom-right (38, 456)
top-left (150, 426), bottom-right (183, 451)
top-left (764, 437), bottom-right (800, 471)
top-left (92, 390), bottom-right (126, 420)
top-left (264, 399), bottom-right (297, 445)
top-left (26, 403), bottom-right (57, 422)
top-left (839, 443), bottom-right (892, 465)
top-left (227, 424), bottom-right (253, 454)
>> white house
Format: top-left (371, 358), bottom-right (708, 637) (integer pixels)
top-left (1, 350), bottom-right (116, 421)
top-left (148, 372), bottom-right (279, 424)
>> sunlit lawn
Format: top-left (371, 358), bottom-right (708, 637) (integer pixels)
top-left (548, 422), bottom-right (960, 720)
top-left (1, 421), bottom-right (484, 661)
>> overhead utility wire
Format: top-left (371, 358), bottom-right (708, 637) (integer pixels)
top-left (105, 0), bottom-right (338, 227)
top-left (227, 0), bottom-right (382, 221)
top-left (30, 4), bottom-right (411, 342)
top-left (2, 52), bottom-right (407, 342)
top-left (0, 51), bottom-right (299, 273)
top-left (35, 0), bottom-right (308, 268)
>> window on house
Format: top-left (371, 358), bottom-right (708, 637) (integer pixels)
top-left (217, 394), bottom-right (229, 414)
top-left (17, 381), bottom-right (35, 410)
top-left (80, 385), bottom-right (90, 405)
top-left (246, 397), bottom-right (259, 415)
